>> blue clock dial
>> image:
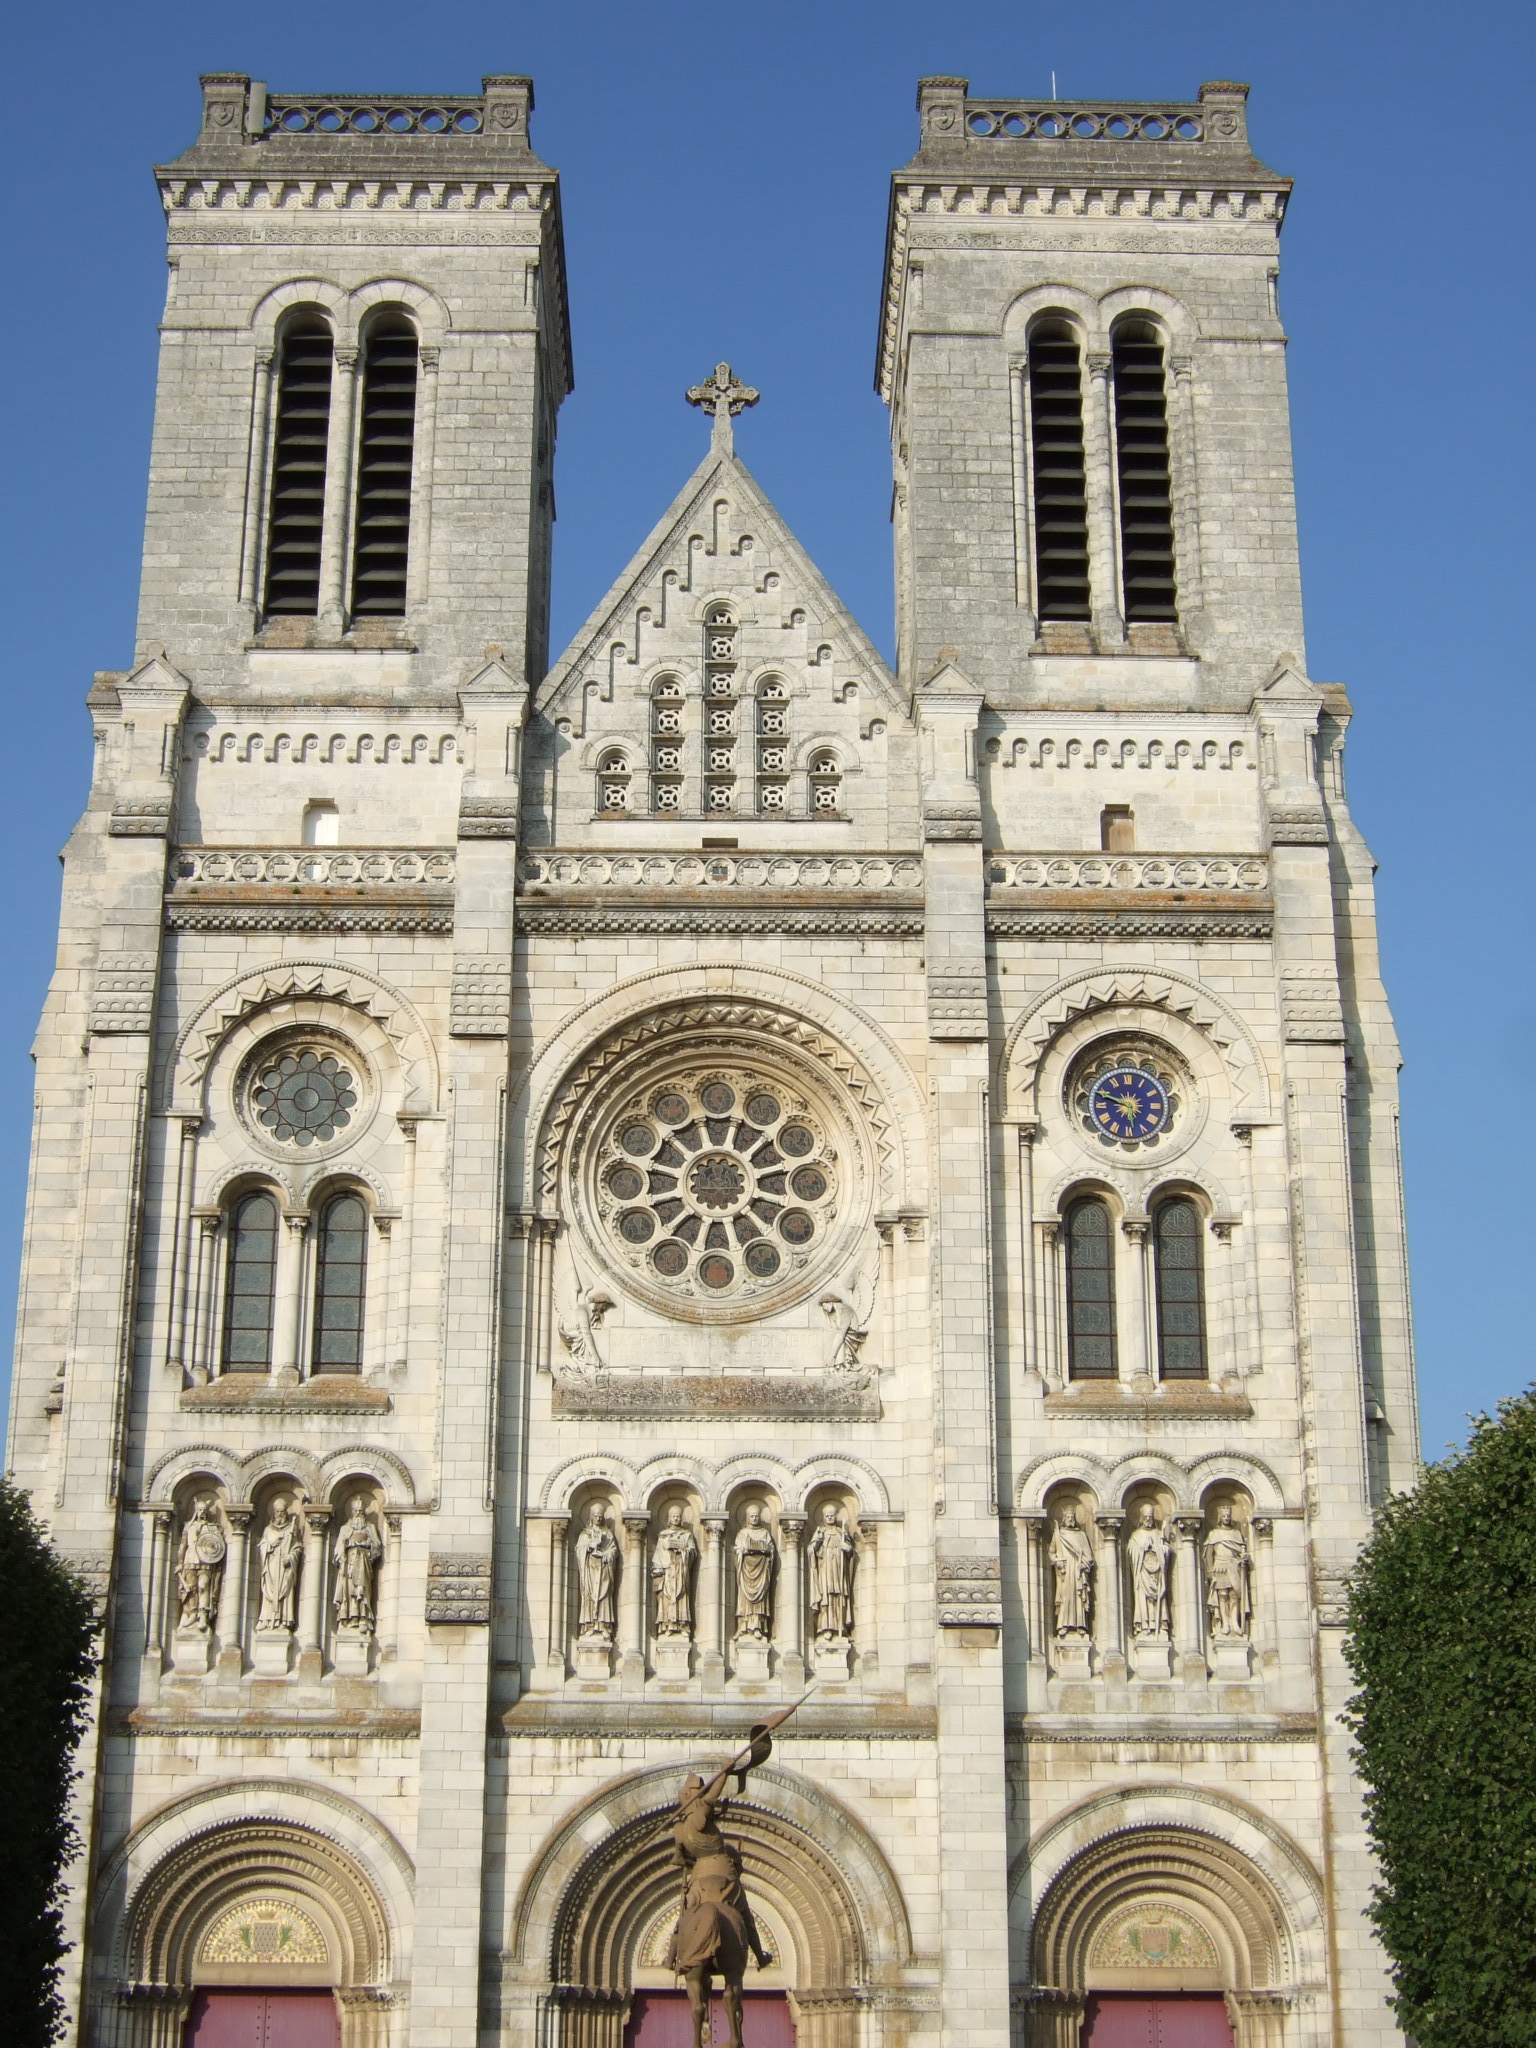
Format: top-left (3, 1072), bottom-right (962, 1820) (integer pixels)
top-left (1087, 1066), bottom-right (1169, 1144)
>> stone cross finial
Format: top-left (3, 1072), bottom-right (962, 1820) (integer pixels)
top-left (686, 362), bottom-right (759, 455)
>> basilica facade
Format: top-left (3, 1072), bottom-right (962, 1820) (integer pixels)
top-left (5, 70), bottom-right (1418, 2048)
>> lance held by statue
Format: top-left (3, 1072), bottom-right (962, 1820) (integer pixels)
top-left (665, 1696), bottom-right (806, 2048)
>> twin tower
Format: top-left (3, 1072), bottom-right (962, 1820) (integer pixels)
top-left (9, 72), bottom-right (1414, 2048)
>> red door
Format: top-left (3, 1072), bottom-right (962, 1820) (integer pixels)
top-left (1082, 1994), bottom-right (1233, 2048)
top-left (624, 1990), bottom-right (795, 2047)
top-left (184, 1990), bottom-right (340, 2048)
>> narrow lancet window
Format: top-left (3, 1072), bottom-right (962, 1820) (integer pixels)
top-left (1065, 1197), bottom-right (1118, 1379)
top-left (350, 320), bottom-right (419, 617)
top-left (222, 1192), bottom-right (279, 1373)
top-left (1112, 322), bottom-right (1178, 622)
top-left (1027, 322), bottom-right (1091, 620)
top-left (312, 1192), bottom-right (368, 1374)
top-left (263, 322), bottom-right (334, 617)
top-left (1154, 1196), bottom-right (1207, 1379)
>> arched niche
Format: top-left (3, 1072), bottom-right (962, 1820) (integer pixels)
top-left (511, 1765), bottom-right (911, 2048)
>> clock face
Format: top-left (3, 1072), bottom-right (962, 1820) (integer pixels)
top-left (1087, 1066), bottom-right (1170, 1144)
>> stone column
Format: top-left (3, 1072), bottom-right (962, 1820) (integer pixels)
top-left (1094, 1513), bottom-right (1126, 1680)
top-left (237, 344), bottom-right (275, 617)
top-left (619, 1515), bottom-right (648, 1692)
top-left (776, 1516), bottom-right (806, 1689)
top-left (300, 1510), bottom-right (329, 1682)
top-left (1040, 1221), bottom-right (1062, 1385)
top-left (854, 1523), bottom-right (879, 1683)
top-left (1084, 350), bottom-right (1125, 648)
top-left (272, 1215), bottom-right (308, 1385)
top-left (1016, 1130), bottom-right (1039, 1384)
top-left (1211, 1219), bottom-right (1237, 1382)
top-left (188, 1214), bottom-right (220, 1384)
top-left (1122, 1219), bottom-right (1153, 1382)
top-left (317, 343), bottom-right (359, 636)
top-left (1251, 1516), bottom-right (1278, 1674)
top-left (216, 1509), bottom-right (252, 1680)
top-left (143, 1509), bottom-right (172, 1670)
top-left (369, 1217), bottom-right (393, 1380)
top-left (1167, 352), bottom-right (1204, 611)
top-left (1173, 1516), bottom-right (1205, 1680)
top-left (1017, 1514), bottom-right (1049, 1694)
top-left (163, 1118), bottom-right (199, 1374)
top-left (406, 343), bottom-right (439, 611)
top-left (546, 1517), bottom-right (570, 1679)
top-left (699, 1517), bottom-right (727, 1693)
top-left (381, 1513), bottom-right (404, 1665)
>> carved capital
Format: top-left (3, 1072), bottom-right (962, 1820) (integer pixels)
top-left (622, 1514), bottom-right (649, 1537)
top-left (1121, 1219), bottom-right (1149, 1246)
top-left (1251, 1516), bottom-right (1274, 1538)
top-left (334, 345), bottom-right (360, 372)
top-left (1086, 350), bottom-right (1112, 380)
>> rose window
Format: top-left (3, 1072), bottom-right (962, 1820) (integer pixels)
top-left (249, 1047), bottom-right (358, 1146)
top-left (595, 1070), bottom-right (839, 1300)
top-left (1069, 1041), bottom-right (1184, 1154)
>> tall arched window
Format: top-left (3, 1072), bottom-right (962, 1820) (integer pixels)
top-left (263, 321), bottom-right (334, 618)
top-left (1112, 321), bottom-right (1178, 622)
top-left (350, 319), bottom-right (419, 617)
top-left (1027, 320), bottom-right (1091, 620)
top-left (312, 1192), bottom-right (368, 1375)
top-left (1065, 1197), bottom-right (1117, 1379)
top-left (222, 1192), bottom-right (279, 1373)
top-left (1153, 1195), bottom-right (1207, 1379)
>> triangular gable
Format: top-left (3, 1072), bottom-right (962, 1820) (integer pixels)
top-left (538, 448), bottom-right (905, 734)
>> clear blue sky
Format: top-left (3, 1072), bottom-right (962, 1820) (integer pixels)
top-left (1, 0), bottom-right (1530, 1461)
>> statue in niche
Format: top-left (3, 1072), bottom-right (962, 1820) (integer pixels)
top-left (652, 1503), bottom-right (698, 1638)
top-left (1049, 1506), bottom-right (1095, 1638)
top-left (733, 1504), bottom-right (776, 1640)
top-left (574, 1501), bottom-right (619, 1644)
top-left (806, 1502), bottom-right (855, 1643)
top-left (1203, 1503), bottom-right (1251, 1639)
top-left (256, 1494), bottom-right (303, 1632)
top-left (1126, 1503), bottom-right (1171, 1639)
top-left (332, 1496), bottom-right (383, 1635)
top-left (175, 1496), bottom-right (227, 1633)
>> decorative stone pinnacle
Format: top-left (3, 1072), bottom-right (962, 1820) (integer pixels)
top-left (686, 361), bottom-right (759, 455)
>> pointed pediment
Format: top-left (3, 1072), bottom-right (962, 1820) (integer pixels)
top-left (1253, 657), bottom-right (1321, 710)
top-left (538, 448), bottom-right (903, 732)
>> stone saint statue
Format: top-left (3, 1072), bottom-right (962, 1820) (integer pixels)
top-left (333, 1496), bottom-right (383, 1634)
top-left (1126, 1503), bottom-right (1170, 1639)
top-left (652, 1503), bottom-right (698, 1638)
top-left (256, 1494), bottom-right (302, 1632)
top-left (732, 1504), bottom-right (776, 1640)
top-left (1203, 1503), bottom-right (1251, 1639)
top-left (574, 1501), bottom-right (618, 1644)
top-left (176, 1496), bottom-right (227, 1633)
top-left (1049, 1507), bottom-right (1094, 1638)
top-left (806, 1503), bottom-right (855, 1643)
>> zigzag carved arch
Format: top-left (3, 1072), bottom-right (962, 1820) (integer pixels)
top-left (1000, 967), bottom-right (1272, 1122)
top-left (166, 960), bottom-right (439, 1116)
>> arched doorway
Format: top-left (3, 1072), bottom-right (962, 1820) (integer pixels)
top-left (96, 1799), bottom-right (409, 2048)
top-left (1013, 1795), bottom-right (1328, 2047)
top-left (512, 1765), bottom-right (913, 2048)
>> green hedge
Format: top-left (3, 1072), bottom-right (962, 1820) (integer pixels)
top-left (0, 1481), bottom-right (99, 2046)
top-left (1346, 1388), bottom-right (1536, 2048)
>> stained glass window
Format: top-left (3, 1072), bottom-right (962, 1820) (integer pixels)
top-left (1065, 1197), bottom-right (1117, 1379)
top-left (1154, 1197), bottom-right (1207, 1379)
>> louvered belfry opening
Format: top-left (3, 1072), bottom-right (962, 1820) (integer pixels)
top-left (262, 321), bottom-right (334, 616)
top-left (1112, 321), bottom-right (1179, 622)
top-left (1027, 321), bottom-right (1091, 620)
top-left (350, 319), bottom-right (419, 617)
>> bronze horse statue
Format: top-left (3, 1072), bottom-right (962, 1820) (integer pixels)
top-left (664, 1700), bottom-right (804, 2048)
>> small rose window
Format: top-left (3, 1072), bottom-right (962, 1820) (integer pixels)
top-left (596, 1070), bottom-right (837, 1299)
top-left (250, 1047), bottom-right (358, 1146)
